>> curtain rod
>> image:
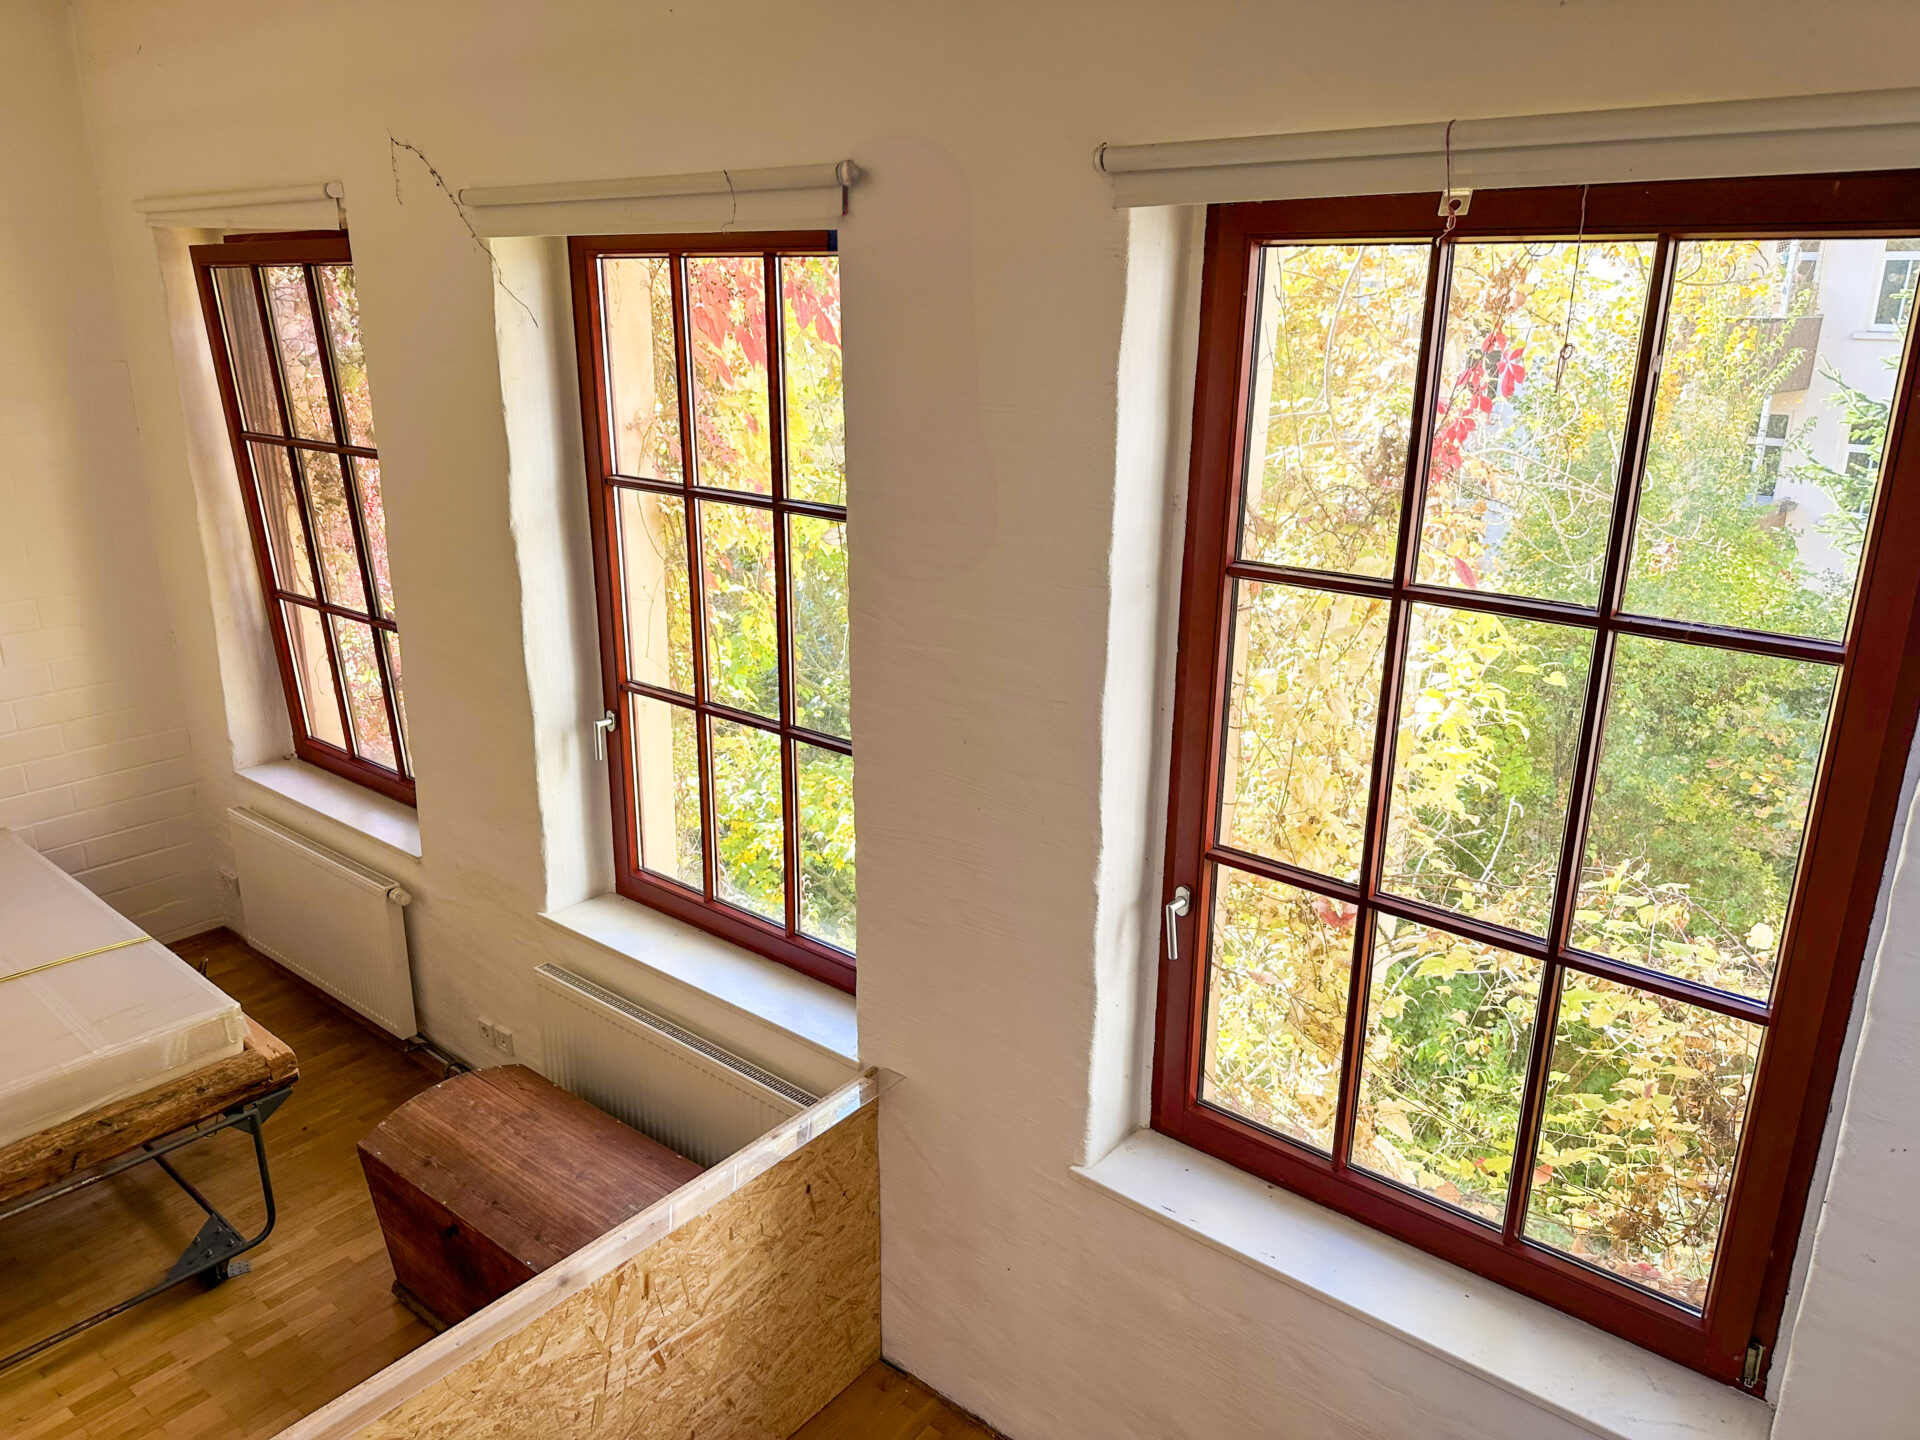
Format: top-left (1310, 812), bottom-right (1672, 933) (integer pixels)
top-left (1096, 87), bottom-right (1920, 206)
top-left (135, 182), bottom-right (344, 227)
top-left (459, 160), bottom-right (860, 210)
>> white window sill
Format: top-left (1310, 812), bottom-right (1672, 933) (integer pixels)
top-left (540, 893), bottom-right (856, 1069)
top-left (1851, 326), bottom-right (1903, 340)
top-left (237, 759), bottom-right (422, 860)
top-left (1072, 1131), bottom-right (1771, 1440)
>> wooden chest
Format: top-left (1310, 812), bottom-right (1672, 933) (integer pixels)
top-left (357, 1063), bottom-right (703, 1327)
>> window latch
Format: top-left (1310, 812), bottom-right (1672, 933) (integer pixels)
top-left (1164, 886), bottom-right (1192, 962)
top-left (593, 709), bottom-right (617, 762)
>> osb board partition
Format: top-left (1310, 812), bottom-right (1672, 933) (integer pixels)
top-left (276, 1070), bottom-right (880, 1440)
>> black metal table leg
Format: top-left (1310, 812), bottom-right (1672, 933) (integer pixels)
top-left (0, 1085), bottom-right (292, 1373)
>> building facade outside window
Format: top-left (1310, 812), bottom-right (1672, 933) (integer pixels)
top-left (570, 234), bottom-right (855, 992)
top-left (1153, 172), bottom-right (1920, 1388)
top-left (192, 233), bottom-right (412, 804)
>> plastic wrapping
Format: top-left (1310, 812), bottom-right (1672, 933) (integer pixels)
top-left (0, 830), bottom-right (244, 1149)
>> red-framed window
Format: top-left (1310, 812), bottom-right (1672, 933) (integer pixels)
top-left (192, 233), bottom-right (413, 805)
top-left (1154, 172), bottom-right (1920, 1386)
top-left (569, 234), bottom-right (854, 993)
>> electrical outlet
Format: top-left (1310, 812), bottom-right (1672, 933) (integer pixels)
top-left (478, 1018), bottom-right (497, 1048)
top-left (494, 1026), bottom-right (515, 1057)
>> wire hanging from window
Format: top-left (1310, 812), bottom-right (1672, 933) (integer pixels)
top-left (1555, 185), bottom-right (1591, 392)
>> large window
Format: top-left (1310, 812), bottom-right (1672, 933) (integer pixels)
top-left (571, 234), bottom-right (854, 992)
top-left (192, 234), bottom-right (412, 804)
top-left (1155, 174), bottom-right (1920, 1386)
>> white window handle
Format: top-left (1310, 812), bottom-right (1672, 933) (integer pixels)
top-left (593, 709), bottom-right (617, 762)
top-left (1165, 885), bottom-right (1192, 962)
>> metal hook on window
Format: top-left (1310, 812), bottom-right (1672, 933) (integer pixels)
top-left (1165, 885), bottom-right (1192, 962)
top-left (593, 709), bottom-right (617, 762)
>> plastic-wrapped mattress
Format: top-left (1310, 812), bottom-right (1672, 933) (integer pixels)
top-left (0, 829), bottom-right (245, 1150)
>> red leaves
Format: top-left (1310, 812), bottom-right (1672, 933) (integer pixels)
top-left (1452, 556), bottom-right (1480, 590)
top-left (787, 280), bottom-right (840, 347)
top-left (1310, 895), bottom-right (1358, 930)
top-left (1430, 324), bottom-right (1531, 482)
top-left (689, 257), bottom-right (768, 388)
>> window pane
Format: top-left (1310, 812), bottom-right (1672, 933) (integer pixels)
top-left (602, 257), bottom-right (684, 482)
top-left (700, 499), bottom-right (778, 718)
top-left (351, 458), bottom-right (394, 620)
top-left (1628, 237), bottom-right (1918, 642)
top-left (263, 265), bottom-right (335, 443)
top-left (1524, 973), bottom-right (1762, 1310)
top-left (383, 629), bottom-right (410, 763)
top-left (213, 268), bottom-right (282, 435)
top-left (789, 515), bottom-right (849, 738)
top-left (1217, 580), bottom-right (1388, 882)
top-left (1573, 637), bottom-right (1834, 1000)
top-left (710, 717), bottom-right (784, 922)
top-left (1417, 241), bottom-right (1654, 605)
top-left (249, 443), bottom-right (314, 597)
top-left (781, 255), bottom-right (845, 506)
top-left (688, 256), bottom-right (772, 494)
top-left (330, 616), bottom-right (396, 770)
top-left (1382, 606), bottom-right (1592, 936)
top-left (1200, 866), bottom-right (1353, 1153)
top-left (1353, 917), bottom-right (1543, 1226)
top-left (616, 490), bottom-right (694, 694)
top-left (282, 602), bottom-right (344, 749)
top-left (299, 451), bottom-right (367, 612)
top-left (797, 743), bottom-right (855, 951)
top-left (1238, 243), bottom-right (1427, 577)
top-left (317, 264), bottom-right (375, 449)
top-left (630, 693), bottom-right (702, 890)
top-left (1875, 243), bottom-right (1920, 327)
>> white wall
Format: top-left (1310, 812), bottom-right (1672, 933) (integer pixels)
top-left (25, 0), bottom-right (1920, 1434)
top-left (0, 0), bottom-right (212, 940)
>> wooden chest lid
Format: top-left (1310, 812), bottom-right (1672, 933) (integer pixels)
top-left (357, 1064), bottom-right (703, 1270)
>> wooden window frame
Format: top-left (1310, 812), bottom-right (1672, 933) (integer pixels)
top-left (1153, 171), bottom-right (1920, 1388)
top-left (569, 232), bottom-right (854, 994)
top-left (191, 232), bottom-right (414, 806)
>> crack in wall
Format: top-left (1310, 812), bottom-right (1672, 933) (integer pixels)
top-left (388, 132), bottom-right (538, 329)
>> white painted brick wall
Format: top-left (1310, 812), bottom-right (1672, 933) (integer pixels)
top-left (0, 2), bottom-right (217, 942)
top-left (0, 595), bottom-right (214, 938)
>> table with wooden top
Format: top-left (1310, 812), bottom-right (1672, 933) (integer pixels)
top-left (358, 1063), bottom-right (704, 1328)
top-left (0, 1017), bottom-right (300, 1370)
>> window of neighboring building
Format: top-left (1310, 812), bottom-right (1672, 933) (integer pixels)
top-left (1846, 419), bottom-right (1881, 481)
top-left (1875, 238), bottom-right (1920, 326)
top-left (1155, 173), bottom-right (1920, 1388)
top-left (570, 234), bottom-right (854, 992)
top-left (192, 234), bottom-right (413, 804)
top-left (1753, 410), bottom-right (1790, 497)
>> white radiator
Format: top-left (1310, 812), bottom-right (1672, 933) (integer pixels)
top-left (534, 963), bottom-right (816, 1166)
top-left (228, 807), bottom-right (417, 1038)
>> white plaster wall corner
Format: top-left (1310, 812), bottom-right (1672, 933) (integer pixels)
top-left (1771, 750), bottom-right (1920, 1436)
top-left (1084, 203), bottom-right (1206, 1167)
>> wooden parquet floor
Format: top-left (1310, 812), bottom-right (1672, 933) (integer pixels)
top-left (794, 1362), bottom-right (1004, 1439)
top-left (0, 930), bottom-right (442, 1439)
